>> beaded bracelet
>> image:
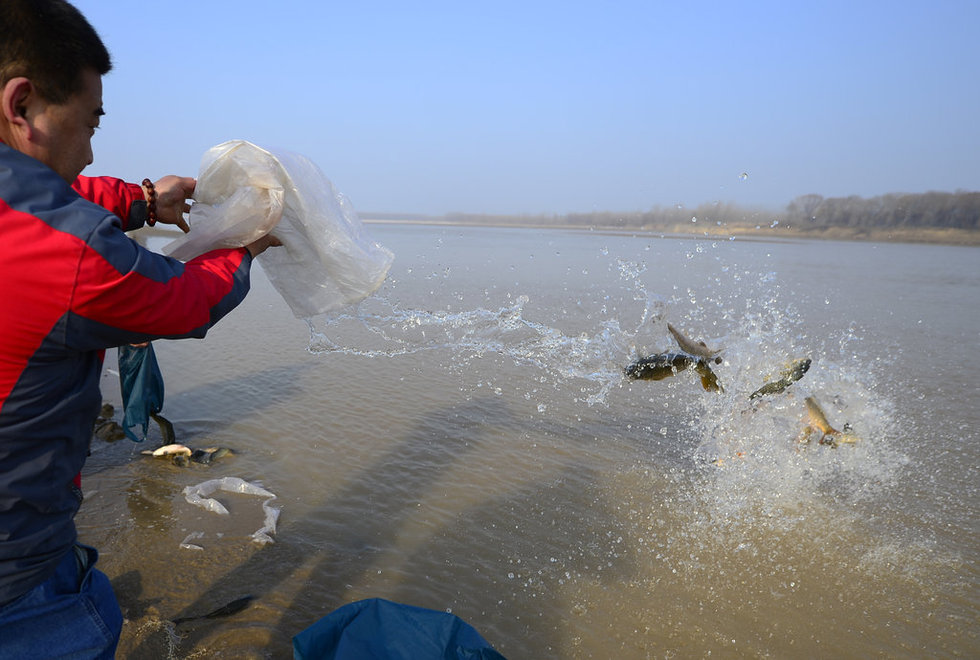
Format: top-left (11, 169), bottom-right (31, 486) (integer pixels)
top-left (141, 178), bottom-right (158, 226)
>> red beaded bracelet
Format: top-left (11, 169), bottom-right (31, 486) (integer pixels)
top-left (141, 178), bottom-right (157, 226)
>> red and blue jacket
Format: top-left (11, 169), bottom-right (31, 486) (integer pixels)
top-left (0, 142), bottom-right (253, 606)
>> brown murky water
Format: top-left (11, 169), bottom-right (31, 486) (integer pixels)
top-left (76, 225), bottom-right (979, 658)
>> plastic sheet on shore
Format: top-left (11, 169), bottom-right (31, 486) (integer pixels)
top-left (182, 476), bottom-right (280, 545)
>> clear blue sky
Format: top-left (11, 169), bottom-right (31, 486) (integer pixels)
top-left (73, 0), bottom-right (979, 216)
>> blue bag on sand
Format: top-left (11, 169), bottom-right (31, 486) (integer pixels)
top-left (292, 598), bottom-right (506, 660)
top-left (118, 343), bottom-right (165, 442)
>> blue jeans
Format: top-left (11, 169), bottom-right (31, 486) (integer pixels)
top-left (0, 544), bottom-right (122, 659)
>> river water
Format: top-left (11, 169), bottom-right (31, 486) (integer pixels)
top-left (76, 224), bottom-right (979, 659)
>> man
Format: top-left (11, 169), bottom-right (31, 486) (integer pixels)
top-left (0, 1), bottom-right (279, 657)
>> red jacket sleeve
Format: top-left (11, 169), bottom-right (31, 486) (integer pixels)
top-left (72, 176), bottom-right (146, 230)
top-left (69, 220), bottom-right (253, 347)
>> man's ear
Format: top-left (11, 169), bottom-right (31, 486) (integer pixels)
top-left (1, 77), bottom-right (38, 139)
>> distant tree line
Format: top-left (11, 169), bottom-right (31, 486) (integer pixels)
top-left (432, 190), bottom-right (980, 233)
top-left (784, 191), bottom-right (980, 230)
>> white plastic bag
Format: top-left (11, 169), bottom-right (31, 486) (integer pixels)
top-left (182, 476), bottom-right (280, 545)
top-left (164, 140), bottom-right (394, 318)
top-left (164, 141), bottom-right (285, 261)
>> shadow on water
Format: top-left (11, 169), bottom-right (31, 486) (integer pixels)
top-left (162, 361), bottom-right (314, 442)
top-left (87, 362), bottom-right (311, 473)
top-left (386, 463), bottom-right (642, 658)
top-left (125, 394), bottom-right (541, 657)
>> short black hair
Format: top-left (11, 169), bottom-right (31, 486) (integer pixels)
top-left (0, 0), bottom-right (111, 104)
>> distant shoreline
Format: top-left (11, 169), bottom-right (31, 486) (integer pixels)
top-left (363, 218), bottom-right (980, 247)
top-left (141, 216), bottom-right (980, 248)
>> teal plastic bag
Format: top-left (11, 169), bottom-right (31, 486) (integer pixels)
top-left (118, 343), bottom-right (166, 443)
top-left (292, 598), bottom-right (506, 660)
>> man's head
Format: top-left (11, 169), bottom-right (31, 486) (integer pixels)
top-left (0, 0), bottom-right (111, 182)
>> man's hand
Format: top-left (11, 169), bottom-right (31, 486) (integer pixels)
top-left (245, 233), bottom-right (282, 258)
top-left (148, 175), bottom-right (196, 232)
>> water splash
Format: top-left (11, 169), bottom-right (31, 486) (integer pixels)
top-left (306, 246), bottom-right (673, 406)
top-left (308, 295), bottom-right (638, 406)
top-left (306, 236), bottom-right (906, 503)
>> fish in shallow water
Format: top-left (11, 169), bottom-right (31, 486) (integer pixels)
top-left (666, 323), bottom-right (723, 362)
top-left (142, 444), bottom-right (234, 467)
top-left (748, 357), bottom-right (811, 399)
top-left (94, 420), bottom-right (126, 442)
top-left (172, 595), bottom-right (255, 626)
top-left (624, 353), bottom-right (724, 392)
top-left (150, 413), bottom-right (176, 445)
top-left (801, 396), bottom-right (860, 448)
top-left (190, 446), bottom-right (234, 465)
top-left (142, 443), bottom-right (192, 458)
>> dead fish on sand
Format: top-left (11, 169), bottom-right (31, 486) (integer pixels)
top-left (748, 357), bottom-right (811, 399)
top-left (667, 323), bottom-right (723, 363)
top-left (625, 353), bottom-right (724, 392)
top-left (800, 396), bottom-right (860, 448)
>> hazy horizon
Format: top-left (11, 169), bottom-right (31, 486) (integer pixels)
top-left (73, 0), bottom-right (979, 217)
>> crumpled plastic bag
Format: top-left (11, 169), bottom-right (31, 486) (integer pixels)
top-left (182, 476), bottom-right (280, 544)
top-left (163, 142), bottom-right (285, 261)
top-left (163, 140), bottom-right (394, 318)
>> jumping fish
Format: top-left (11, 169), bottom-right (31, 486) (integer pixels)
top-left (666, 323), bottom-right (723, 362)
top-left (802, 396), bottom-right (860, 448)
top-left (624, 353), bottom-right (724, 392)
top-left (748, 357), bottom-right (811, 399)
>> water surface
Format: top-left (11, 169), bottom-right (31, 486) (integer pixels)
top-left (77, 225), bottom-right (979, 658)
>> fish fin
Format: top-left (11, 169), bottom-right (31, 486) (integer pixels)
top-left (696, 362), bottom-right (723, 392)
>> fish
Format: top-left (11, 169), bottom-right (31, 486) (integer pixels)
top-left (151, 413), bottom-right (176, 445)
top-left (624, 353), bottom-right (724, 392)
top-left (141, 443), bottom-right (192, 458)
top-left (190, 446), bottom-right (234, 465)
top-left (172, 595), bottom-right (255, 626)
top-left (748, 357), bottom-right (811, 399)
top-left (802, 396), bottom-right (860, 448)
top-left (141, 444), bottom-right (234, 466)
top-left (94, 420), bottom-right (126, 442)
top-left (666, 323), bottom-right (723, 362)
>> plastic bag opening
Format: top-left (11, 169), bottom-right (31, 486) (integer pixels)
top-left (164, 140), bottom-right (394, 318)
